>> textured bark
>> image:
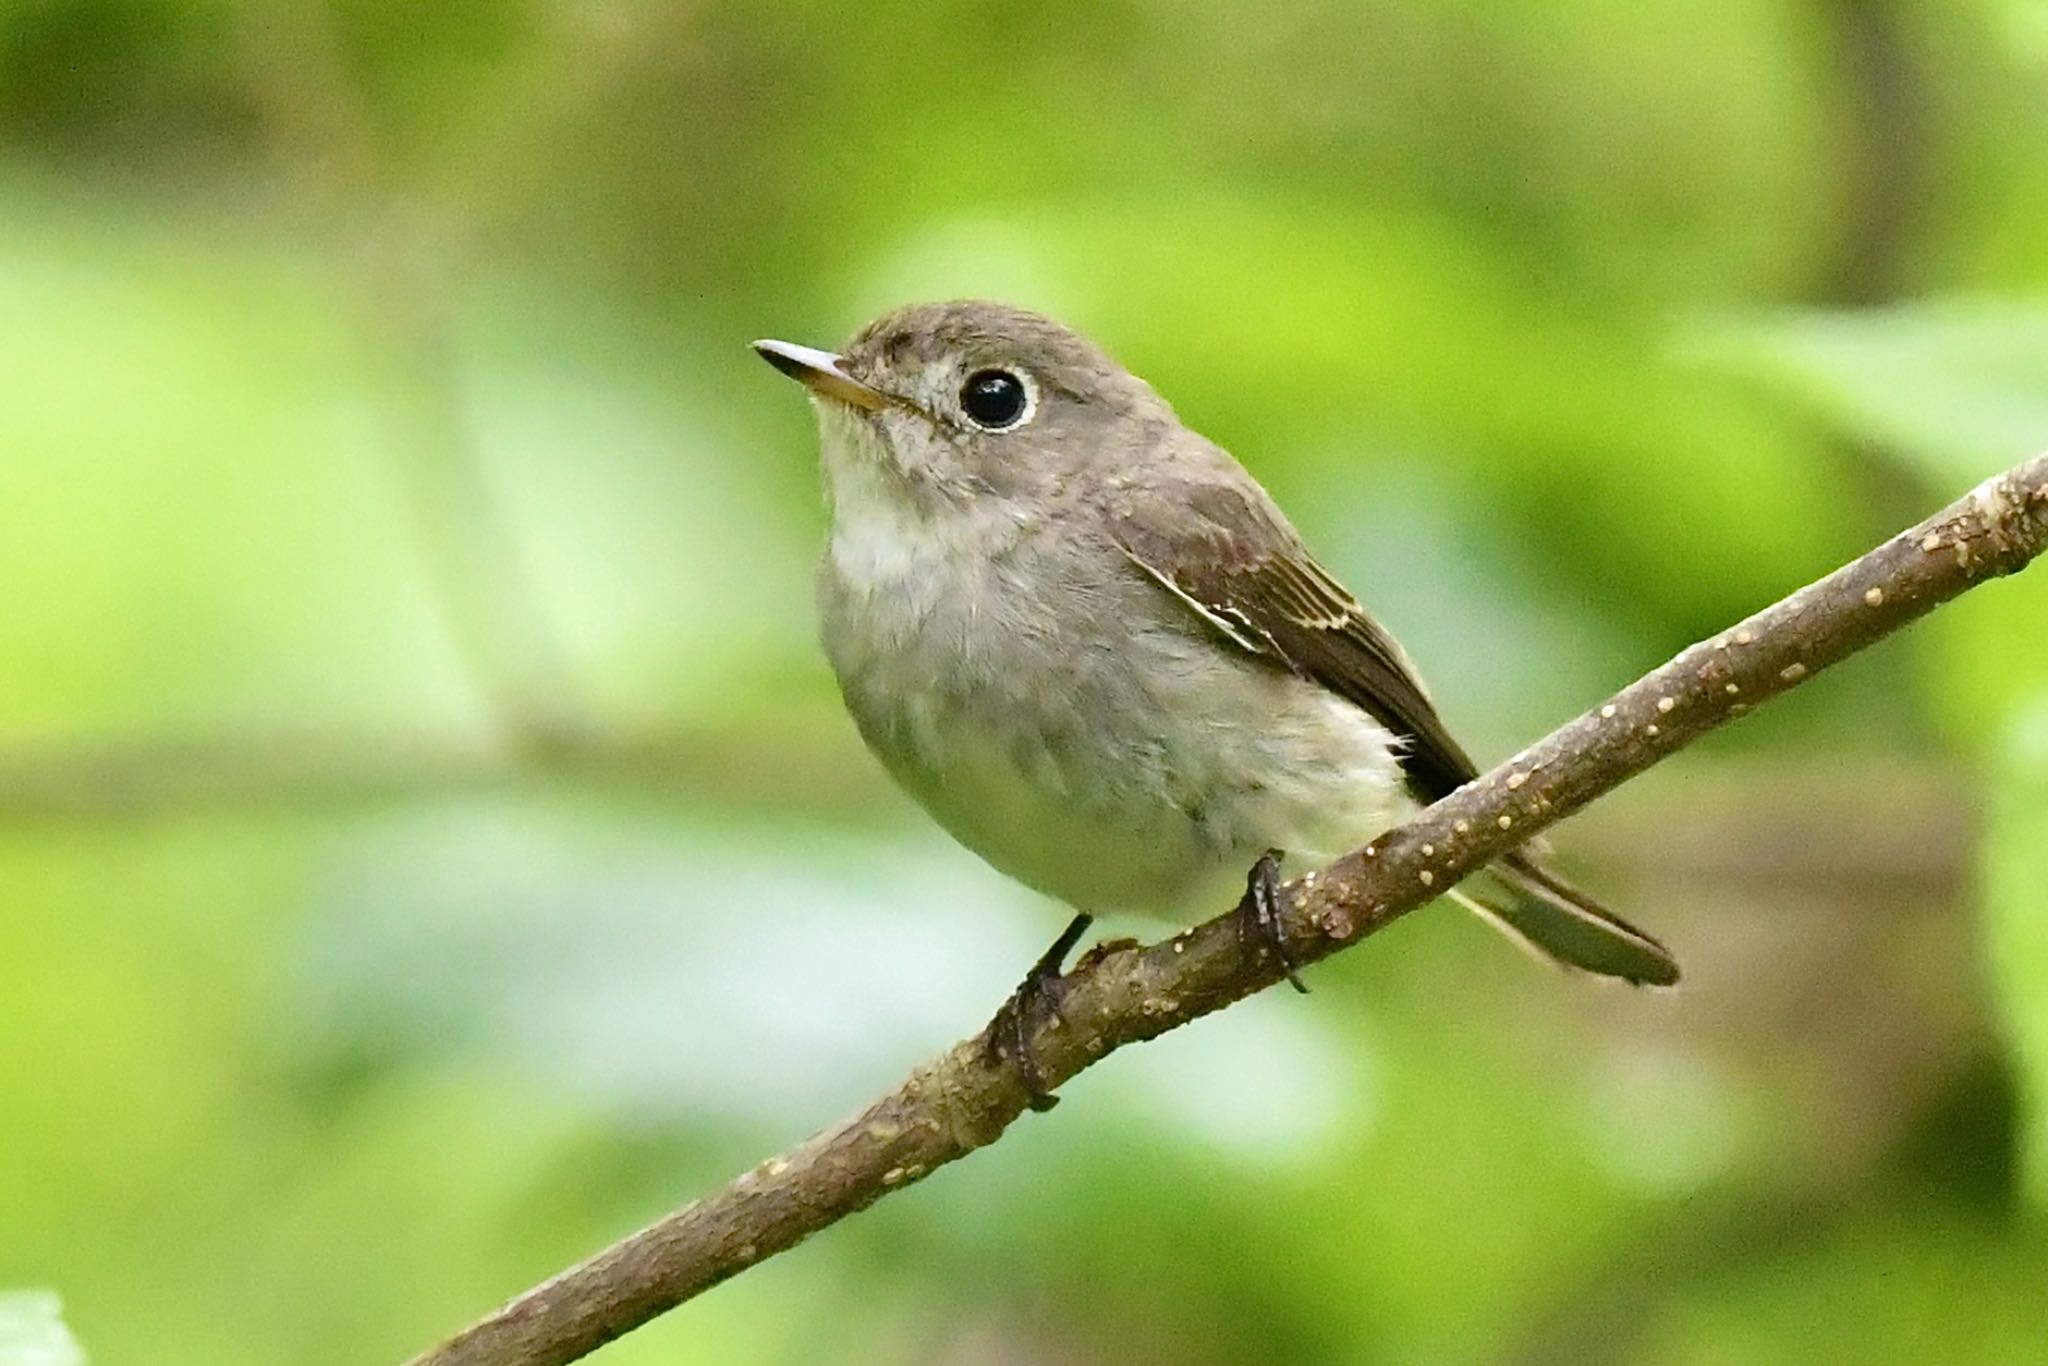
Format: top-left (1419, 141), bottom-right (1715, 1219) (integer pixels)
top-left (410, 453), bottom-right (2048, 1366)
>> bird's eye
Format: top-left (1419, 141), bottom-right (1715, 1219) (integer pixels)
top-left (959, 368), bottom-right (1032, 431)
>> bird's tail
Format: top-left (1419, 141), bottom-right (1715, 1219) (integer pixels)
top-left (1448, 851), bottom-right (1680, 986)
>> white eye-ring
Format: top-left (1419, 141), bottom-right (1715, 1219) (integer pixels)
top-left (958, 367), bottom-right (1037, 431)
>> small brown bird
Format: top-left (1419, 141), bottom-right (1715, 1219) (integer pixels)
top-left (756, 301), bottom-right (1677, 1081)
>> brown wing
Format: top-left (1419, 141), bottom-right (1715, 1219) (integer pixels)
top-left (1110, 476), bottom-right (1480, 803)
top-left (1110, 471), bottom-right (1681, 987)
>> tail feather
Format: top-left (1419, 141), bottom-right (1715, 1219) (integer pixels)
top-left (1457, 852), bottom-right (1680, 986)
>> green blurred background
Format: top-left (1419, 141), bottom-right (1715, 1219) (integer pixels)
top-left (3, 1), bottom-right (2048, 1362)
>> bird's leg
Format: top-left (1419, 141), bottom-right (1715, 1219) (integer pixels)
top-left (986, 911), bottom-right (1093, 1111)
top-left (1236, 850), bottom-right (1309, 993)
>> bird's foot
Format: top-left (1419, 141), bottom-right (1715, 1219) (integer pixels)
top-left (1236, 850), bottom-right (1308, 993)
top-left (986, 911), bottom-right (1093, 1111)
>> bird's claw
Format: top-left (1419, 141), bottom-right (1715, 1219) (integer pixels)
top-left (986, 912), bottom-right (1093, 1110)
top-left (1236, 849), bottom-right (1308, 993)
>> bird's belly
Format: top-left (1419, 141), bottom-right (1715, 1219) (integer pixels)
top-left (877, 702), bottom-right (1227, 913)
top-left (833, 629), bottom-right (1409, 918)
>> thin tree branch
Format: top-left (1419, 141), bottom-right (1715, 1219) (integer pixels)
top-left (404, 450), bottom-right (2038, 1365)
top-left (0, 710), bottom-right (1964, 886)
top-left (0, 720), bottom-right (883, 825)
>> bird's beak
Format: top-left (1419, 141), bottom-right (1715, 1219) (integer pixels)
top-left (751, 339), bottom-right (889, 413)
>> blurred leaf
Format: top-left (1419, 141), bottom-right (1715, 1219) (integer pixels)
top-left (1690, 300), bottom-right (2048, 488)
top-left (1986, 697), bottom-right (2048, 1208)
top-left (1691, 300), bottom-right (2048, 745)
top-left (0, 193), bottom-right (817, 742)
top-left (0, 1292), bottom-right (85, 1366)
top-left (0, 196), bottom-right (480, 735)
